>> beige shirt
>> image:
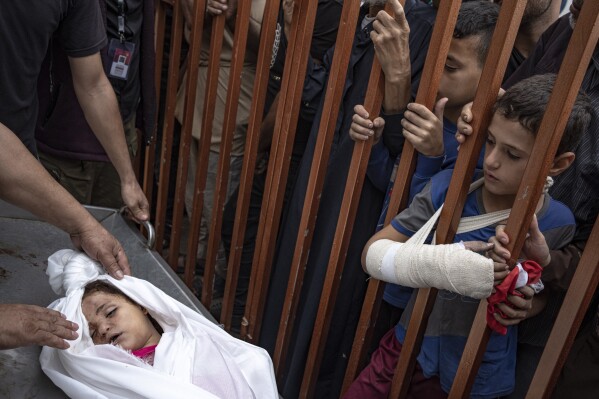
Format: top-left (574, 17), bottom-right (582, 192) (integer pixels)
top-left (175, 0), bottom-right (265, 156)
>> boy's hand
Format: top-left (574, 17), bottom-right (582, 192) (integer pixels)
top-left (493, 261), bottom-right (510, 285)
top-left (456, 101), bottom-right (474, 145)
top-left (487, 215), bottom-right (551, 267)
top-left (492, 286), bottom-right (535, 327)
top-left (401, 98), bottom-right (447, 157)
top-left (349, 105), bottom-right (385, 142)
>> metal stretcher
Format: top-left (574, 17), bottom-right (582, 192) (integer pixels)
top-left (0, 201), bottom-right (211, 398)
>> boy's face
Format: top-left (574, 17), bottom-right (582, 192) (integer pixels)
top-left (82, 291), bottom-right (161, 350)
top-left (438, 36), bottom-right (484, 110)
top-left (483, 112), bottom-right (535, 197)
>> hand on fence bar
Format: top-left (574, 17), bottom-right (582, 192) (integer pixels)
top-left (491, 285), bottom-right (537, 328)
top-left (401, 98), bottom-right (447, 157)
top-left (488, 214), bottom-right (552, 267)
top-left (349, 105), bottom-right (385, 142)
top-left (456, 88), bottom-right (506, 144)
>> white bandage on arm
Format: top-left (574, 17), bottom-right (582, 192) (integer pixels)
top-left (365, 239), bottom-right (494, 299)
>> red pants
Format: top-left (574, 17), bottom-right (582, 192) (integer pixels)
top-left (343, 328), bottom-right (447, 399)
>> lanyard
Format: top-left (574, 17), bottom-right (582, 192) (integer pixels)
top-left (117, 0), bottom-right (126, 42)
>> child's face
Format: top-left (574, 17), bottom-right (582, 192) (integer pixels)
top-left (438, 36), bottom-right (484, 110)
top-left (483, 112), bottom-right (535, 197)
top-left (82, 291), bottom-right (161, 350)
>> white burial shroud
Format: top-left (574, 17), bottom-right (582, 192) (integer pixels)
top-left (40, 249), bottom-right (278, 399)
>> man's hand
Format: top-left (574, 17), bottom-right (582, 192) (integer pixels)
top-left (349, 105), bottom-right (385, 143)
top-left (371, 0), bottom-right (411, 85)
top-left (283, 0), bottom-right (294, 38)
top-left (487, 215), bottom-right (551, 267)
top-left (121, 180), bottom-right (150, 222)
top-left (206, 0), bottom-right (228, 15)
top-left (401, 98), bottom-right (447, 157)
top-left (492, 285), bottom-right (535, 327)
top-left (0, 304), bottom-right (78, 350)
top-left (70, 223), bottom-right (131, 279)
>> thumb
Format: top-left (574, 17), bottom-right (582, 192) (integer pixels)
top-left (434, 97), bottom-right (448, 121)
top-left (528, 214), bottom-right (543, 241)
top-left (392, 0), bottom-right (408, 30)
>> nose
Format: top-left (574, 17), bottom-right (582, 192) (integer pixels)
top-left (484, 147), bottom-right (500, 170)
top-left (98, 321), bottom-right (111, 338)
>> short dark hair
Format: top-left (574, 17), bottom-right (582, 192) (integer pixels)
top-left (83, 280), bottom-right (163, 335)
top-left (493, 73), bottom-right (593, 155)
top-left (454, 1), bottom-right (500, 66)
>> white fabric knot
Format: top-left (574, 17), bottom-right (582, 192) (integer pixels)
top-left (47, 249), bottom-right (104, 296)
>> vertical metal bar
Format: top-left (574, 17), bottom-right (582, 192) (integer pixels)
top-left (154, 0), bottom-right (184, 257)
top-left (221, 0), bottom-right (281, 330)
top-left (525, 219), bottom-right (599, 398)
top-left (166, 0), bottom-right (207, 269)
top-left (298, 33), bottom-right (386, 399)
top-left (450, 1), bottom-right (599, 396)
top-left (241, 0), bottom-right (320, 343)
top-left (203, 0), bottom-right (253, 308)
top-left (184, 16), bottom-right (227, 294)
top-left (143, 0), bottom-right (167, 210)
top-left (272, 0), bottom-right (367, 376)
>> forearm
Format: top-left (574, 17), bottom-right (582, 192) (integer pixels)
top-left (0, 124), bottom-right (99, 235)
top-left (382, 70), bottom-right (411, 114)
top-left (73, 72), bottom-right (137, 186)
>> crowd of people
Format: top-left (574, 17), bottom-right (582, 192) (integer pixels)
top-left (1, 0), bottom-right (598, 398)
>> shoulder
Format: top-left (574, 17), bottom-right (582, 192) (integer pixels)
top-left (538, 196), bottom-right (575, 230)
top-left (538, 195), bottom-right (576, 249)
top-left (405, 0), bottom-right (436, 27)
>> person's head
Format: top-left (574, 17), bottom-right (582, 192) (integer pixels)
top-left (494, 0), bottom-right (555, 27)
top-left (82, 281), bottom-right (162, 350)
top-left (483, 73), bottom-right (592, 199)
top-left (438, 1), bottom-right (500, 112)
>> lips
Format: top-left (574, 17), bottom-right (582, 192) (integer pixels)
top-left (110, 332), bottom-right (123, 345)
top-left (485, 171), bottom-right (499, 183)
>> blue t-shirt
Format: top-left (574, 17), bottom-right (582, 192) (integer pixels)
top-left (390, 169), bottom-right (575, 398)
top-left (382, 119), bottom-right (485, 308)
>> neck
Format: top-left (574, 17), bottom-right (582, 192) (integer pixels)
top-left (515, 1), bottom-right (560, 58)
top-left (481, 186), bottom-right (545, 214)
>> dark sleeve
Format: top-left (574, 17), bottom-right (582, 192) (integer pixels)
top-left (541, 240), bottom-right (585, 293)
top-left (59, 0), bottom-right (107, 57)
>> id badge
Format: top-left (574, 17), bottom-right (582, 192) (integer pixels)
top-left (108, 38), bottom-right (135, 80)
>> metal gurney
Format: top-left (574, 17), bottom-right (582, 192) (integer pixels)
top-left (0, 201), bottom-right (211, 398)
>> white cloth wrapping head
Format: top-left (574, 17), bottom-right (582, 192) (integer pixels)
top-left (40, 249), bottom-right (278, 399)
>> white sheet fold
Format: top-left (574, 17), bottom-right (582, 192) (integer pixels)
top-left (40, 249), bottom-right (278, 399)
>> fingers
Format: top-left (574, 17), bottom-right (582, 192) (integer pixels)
top-left (433, 97), bottom-right (448, 121)
top-left (462, 241), bottom-right (493, 254)
top-left (493, 262), bottom-right (509, 284)
top-left (487, 234), bottom-right (510, 262)
top-left (206, 0), bottom-right (228, 15)
top-left (35, 310), bottom-right (79, 349)
top-left (99, 244), bottom-right (130, 279)
top-left (350, 106), bottom-right (374, 142)
top-left (455, 102), bottom-right (474, 144)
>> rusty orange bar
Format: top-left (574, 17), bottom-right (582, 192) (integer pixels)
top-left (272, 0), bottom-right (366, 376)
top-left (450, 1), bottom-right (599, 396)
top-left (166, 0), bottom-right (207, 271)
top-left (203, 0), bottom-right (253, 309)
top-left (184, 15), bottom-right (227, 295)
top-left (241, 0), bottom-right (320, 343)
top-left (220, 0), bottom-right (281, 330)
top-left (154, 0), bottom-right (184, 257)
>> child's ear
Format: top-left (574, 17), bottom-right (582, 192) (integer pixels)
top-left (548, 151), bottom-right (575, 177)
